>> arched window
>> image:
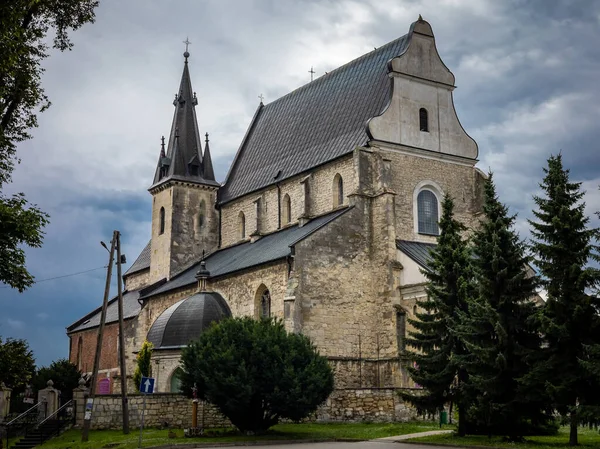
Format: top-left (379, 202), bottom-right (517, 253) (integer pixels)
top-left (159, 207), bottom-right (165, 235)
top-left (282, 194), bottom-right (291, 225)
top-left (417, 190), bottom-right (439, 235)
top-left (76, 337), bottom-right (83, 370)
top-left (413, 305), bottom-right (418, 316)
top-left (256, 285), bottom-right (271, 318)
top-left (239, 211), bottom-right (246, 239)
top-left (333, 174), bottom-right (344, 208)
top-left (198, 200), bottom-right (205, 229)
top-left (419, 108), bottom-right (429, 132)
top-left (170, 367), bottom-right (184, 393)
top-left (396, 310), bottom-right (407, 353)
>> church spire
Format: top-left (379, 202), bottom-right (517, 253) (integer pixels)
top-left (203, 132), bottom-right (215, 181)
top-left (151, 47), bottom-right (218, 188)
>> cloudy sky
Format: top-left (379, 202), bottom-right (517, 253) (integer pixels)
top-left (1, 0), bottom-right (599, 367)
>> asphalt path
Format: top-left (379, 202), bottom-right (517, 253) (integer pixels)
top-left (240, 443), bottom-right (452, 449)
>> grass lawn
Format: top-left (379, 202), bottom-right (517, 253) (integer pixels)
top-left (406, 426), bottom-right (600, 448)
top-left (39, 421), bottom-right (451, 448)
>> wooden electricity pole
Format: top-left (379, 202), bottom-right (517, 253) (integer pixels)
top-left (81, 232), bottom-right (116, 442)
top-left (116, 231), bottom-right (130, 434)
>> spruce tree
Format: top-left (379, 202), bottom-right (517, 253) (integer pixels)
top-left (458, 173), bottom-right (548, 440)
top-left (402, 195), bottom-right (474, 436)
top-left (527, 154), bottom-right (600, 445)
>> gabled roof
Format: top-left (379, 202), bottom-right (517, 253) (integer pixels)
top-left (141, 207), bottom-right (351, 299)
top-left (67, 290), bottom-right (142, 333)
top-left (150, 53), bottom-right (218, 190)
top-left (124, 240), bottom-right (151, 276)
top-left (218, 32), bottom-right (413, 204)
top-left (397, 240), bottom-right (437, 271)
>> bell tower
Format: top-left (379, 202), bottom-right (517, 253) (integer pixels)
top-left (148, 48), bottom-right (219, 282)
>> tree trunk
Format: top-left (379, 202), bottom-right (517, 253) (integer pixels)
top-left (569, 410), bottom-right (578, 446)
top-left (457, 405), bottom-right (467, 437)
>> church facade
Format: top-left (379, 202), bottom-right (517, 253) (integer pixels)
top-left (67, 17), bottom-right (485, 398)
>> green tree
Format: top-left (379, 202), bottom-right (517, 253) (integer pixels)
top-left (0, 336), bottom-right (35, 389)
top-left (527, 154), bottom-right (600, 445)
top-left (133, 340), bottom-right (153, 392)
top-left (33, 358), bottom-right (81, 401)
top-left (0, 0), bottom-right (98, 291)
top-left (180, 317), bottom-right (334, 433)
top-left (458, 173), bottom-right (550, 440)
top-left (401, 195), bottom-right (474, 436)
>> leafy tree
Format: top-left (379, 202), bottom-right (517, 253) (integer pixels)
top-left (401, 195), bottom-right (474, 436)
top-left (0, 336), bottom-right (35, 389)
top-left (33, 358), bottom-right (81, 401)
top-left (457, 173), bottom-right (550, 440)
top-left (526, 154), bottom-right (600, 445)
top-left (0, 0), bottom-right (98, 291)
top-left (180, 317), bottom-right (334, 433)
top-left (133, 340), bottom-right (153, 392)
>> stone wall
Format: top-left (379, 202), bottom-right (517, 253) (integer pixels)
top-left (124, 268), bottom-right (150, 291)
top-left (220, 155), bottom-right (356, 248)
top-left (73, 389), bottom-right (417, 430)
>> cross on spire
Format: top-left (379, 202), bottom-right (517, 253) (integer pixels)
top-left (183, 37), bottom-right (191, 61)
top-left (258, 93), bottom-right (264, 104)
top-left (309, 66), bottom-right (315, 82)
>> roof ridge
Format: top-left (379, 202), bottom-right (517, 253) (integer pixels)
top-left (261, 35), bottom-right (408, 111)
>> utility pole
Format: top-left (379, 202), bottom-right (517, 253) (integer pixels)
top-left (81, 232), bottom-right (116, 442)
top-left (116, 231), bottom-right (130, 434)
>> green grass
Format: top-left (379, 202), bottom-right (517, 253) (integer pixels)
top-left (38, 421), bottom-right (449, 448)
top-left (407, 426), bottom-right (600, 448)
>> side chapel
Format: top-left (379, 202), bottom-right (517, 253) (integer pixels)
top-left (67, 16), bottom-right (485, 396)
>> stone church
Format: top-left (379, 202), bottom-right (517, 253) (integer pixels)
top-left (67, 16), bottom-right (485, 398)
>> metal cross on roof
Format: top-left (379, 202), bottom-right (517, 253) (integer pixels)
top-left (309, 66), bottom-right (315, 82)
top-left (258, 93), bottom-right (264, 103)
top-left (183, 37), bottom-right (191, 53)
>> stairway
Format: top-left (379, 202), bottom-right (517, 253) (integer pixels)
top-left (10, 419), bottom-right (66, 449)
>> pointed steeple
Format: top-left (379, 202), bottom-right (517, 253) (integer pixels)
top-left (151, 49), bottom-right (218, 188)
top-left (203, 132), bottom-right (215, 181)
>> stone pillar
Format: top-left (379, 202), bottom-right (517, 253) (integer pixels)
top-left (0, 382), bottom-right (12, 421)
top-left (37, 380), bottom-right (59, 419)
top-left (72, 378), bottom-right (89, 429)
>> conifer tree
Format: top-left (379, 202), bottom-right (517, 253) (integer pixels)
top-left (527, 154), bottom-right (600, 445)
top-left (402, 195), bottom-right (473, 436)
top-left (458, 173), bottom-right (548, 440)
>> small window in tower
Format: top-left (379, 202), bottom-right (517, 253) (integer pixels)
top-left (159, 207), bottom-right (166, 235)
top-left (396, 310), bottom-right (407, 353)
top-left (239, 211), bottom-right (246, 239)
top-left (198, 200), bottom-right (206, 229)
top-left (282, 194), bottom-right (291, 225)
top-left (333, 173), bottom-right (344, 208)
top-left (419, 108), bottom-right (429, 132)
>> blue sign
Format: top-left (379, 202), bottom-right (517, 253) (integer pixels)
top-left (140, 376), bottom-right (155, 394)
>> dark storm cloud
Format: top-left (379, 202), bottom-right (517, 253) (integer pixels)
top-left (1, 0), bottom-right (599, 365)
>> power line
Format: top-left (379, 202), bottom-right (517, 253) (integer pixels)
top-left (0, 266), bottom-right (108, 288)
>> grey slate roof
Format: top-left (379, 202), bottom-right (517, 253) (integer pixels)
top-left (396, 240), bottom-right (437, 271)
top-left (67, 290), bottom-right (141, 333)
top-left (124, 240), bottom-right (151, 276)
top-left (150, 54), bottom-right (218, 189)
top-left (141, 207), bottom-right (350, 299)
top-left (146, 292), bottom-right (231, 349)
top-left (218, 33), bottom-right (412, 205)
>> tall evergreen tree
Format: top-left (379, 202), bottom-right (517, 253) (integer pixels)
top-left (527, 154), bottom-right (600, 445)
top-left (402, 195), bottom-right (474, 436)
top-left (458, 173), bottom-right (548, 440)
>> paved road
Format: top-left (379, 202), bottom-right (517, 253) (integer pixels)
top-left (230, 443), bottom-right (451, 449)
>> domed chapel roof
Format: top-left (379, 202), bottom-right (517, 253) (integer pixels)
top-left (146, 292), bottom-right (231, 349)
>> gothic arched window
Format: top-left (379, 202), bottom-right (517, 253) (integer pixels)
top-left (159, 207), bottom-right (165, 235)
top-left (282, 194), bottom-right (291, 225)
top-left (255, 285), bottom-right (271, 318)
top-left (170, 367), bottom-right (184, 393)
top-left (333, 174), bottom-right (344, 208)
top-left (419, 108), bottom-right (429, 132)
top-left (198, 200), bottom-right (205, 229)
top-left (417, 190), bottom-right (439, 235)
top-left (239, 211), bottom-right (246, 239)
top-left (76, 337), bottom-right (83, 370)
